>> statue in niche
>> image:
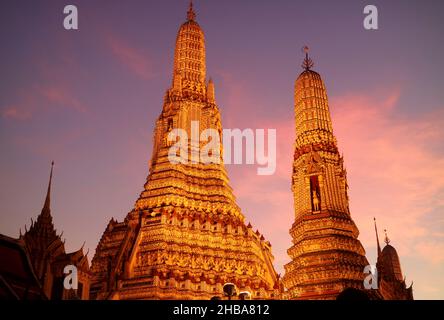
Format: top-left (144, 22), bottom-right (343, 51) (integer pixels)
top-left (312, 191), bottom-right (320, 211)
top-left (310, 175), bottom-right (321, 212)
top-left (165, 118), bottom-right (174, 147)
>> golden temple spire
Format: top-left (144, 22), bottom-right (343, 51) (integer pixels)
top-left (374, 217), bottom-right (382, 256)
top-left (172, 1), bottom-right (206, 85)
top-left (91, 3), bottom-right (280, 299)
top-left (187, 0), bottom-right (196, 21)
top-left (302, 45), bottom-right (314, 71)
top-left (284, 48), bottom-right (370, 300)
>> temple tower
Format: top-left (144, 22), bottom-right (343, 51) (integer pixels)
top-left (282, 47), bottom-right (369, 299)
top-left (90, 2), bottom-right (280, 300)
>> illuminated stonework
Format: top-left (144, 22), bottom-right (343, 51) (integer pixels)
top-left (89, 3), bottom-right (280, 300)
top-left (282, 51), bottom-right (370, 300)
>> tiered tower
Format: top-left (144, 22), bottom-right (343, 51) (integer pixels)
top-left (90, 3), bottom-right (280, 300)
top-left (283, 48), bottom-right (369, 299)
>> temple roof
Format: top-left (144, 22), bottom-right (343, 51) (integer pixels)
top-left (23, 162), bottom-right (62, 250)
top-left (0, 234), bottom-right (47, 300)
top-left (380, 243), bottom-right (404, 282)
top-left (377, 229), bottom-right (404, 282)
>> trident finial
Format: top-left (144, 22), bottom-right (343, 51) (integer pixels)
top-left (187, 0), bottom-right (196, 21)
top-left (384, 229), bottom-right (390, 245)
top-left (302, 45), bottom-right (314, 70)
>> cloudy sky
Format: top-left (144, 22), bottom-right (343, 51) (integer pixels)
top-left (1, 0), bottom-right (443, 299)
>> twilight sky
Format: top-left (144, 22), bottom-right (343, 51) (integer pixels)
top-left (1, 0), bottom-right (443, 299)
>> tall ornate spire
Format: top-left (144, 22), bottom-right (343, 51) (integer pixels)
top-left (90, 3), bottom-right (280, 300)
top-left (301, 45), bottom-right (314, 71)
top-left (172, 1), bottom-right (206, 86)
top-left (283, 50), bottom-right (369, 300)
top-left (41, 161), bottom-right (54, 217)
top-left (374, 217), bottom-right (382, 256)
top-left (187, 0), bottom-right (196, 21)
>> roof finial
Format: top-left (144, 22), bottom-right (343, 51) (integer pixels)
top-left (374, 217), bottom-right (382, 256)
top-left (384, 228), bottom-right (390, 245)
top-left (187, 0), bottom-right (196, 21)
top-left (302, 45), bottom-right (314, 71)
top-left (41, 161), bottom-right (54, 216)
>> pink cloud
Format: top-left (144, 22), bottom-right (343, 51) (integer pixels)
top-left (2, 83), bottom-right (89, 121)
top-left (39, 86), bottom-right (88, 113)
top-left (225, 117), bottom-right (295, 271)
top-left (330, 89), bottom-right (444, 265)
top-left (1, 106), bottom-right (32, 121)
top-left (106, 35), bottom-right (154, 80)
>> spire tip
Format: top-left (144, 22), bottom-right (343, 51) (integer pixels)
top-left (374, 217), bottom-right (382, 255)
top-left (301, 45), bottom-right (314, 70)
top-left (384, 228), bottom-right (390, 245)
top-left (187, 0), bottom-right (196, 21)
top-left (42, 161), bottom-right (54, 216)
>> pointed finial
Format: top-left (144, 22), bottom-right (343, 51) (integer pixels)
top-left (384, 229), bottom-right (390, 245)
top-left (301, 45), bottom-right (314, 70)
top-left (374, 217), bottom-right (381, 256)
top-left (187, 0), bottom-right (196, 21)
top-left (42, 161), bottom-right (54, 216)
